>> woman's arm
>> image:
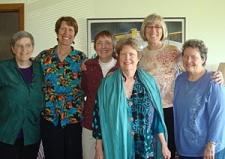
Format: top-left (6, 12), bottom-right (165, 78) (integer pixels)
top-left (81, 67), bottom-right (88, 94)
top-left (92, 97), bottom-right (104, 159)
top-left (92, 98), bottom-right (102, 139)
top-left (158, 133), bottom-right (171, 159)
top-left (152, 109), bottom-right (171, 159)
top-left (95, 139), bottom-right (104, 159)
top-left (203, 141), bottom-right (216, 159)
top-left (205, 83), bottom-right (225, 158)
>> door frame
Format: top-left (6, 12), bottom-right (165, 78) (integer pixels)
top-left (0, 3), bottom-right (24, 30)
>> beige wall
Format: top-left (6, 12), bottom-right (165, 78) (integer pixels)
top-left (1, 0), bottom-right (225, 70)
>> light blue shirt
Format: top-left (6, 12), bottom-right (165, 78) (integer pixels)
top-left (174, 71), bottom-right (225, 157)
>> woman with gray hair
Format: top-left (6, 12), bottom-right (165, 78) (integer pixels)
top-left (0, 31), bottom-right (44, 159)
top-left (174, 39), bottom-right (225, 158)
top-left (138, 13), bottom-right (224, 159)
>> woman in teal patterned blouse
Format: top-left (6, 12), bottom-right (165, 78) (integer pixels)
top-left (92, 38), bottom-right (171, 159)
top-left (36, 16), bottom-right (86, 159)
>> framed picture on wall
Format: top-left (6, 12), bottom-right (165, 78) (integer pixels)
top-left (87, 17), bottom-right (185, 58)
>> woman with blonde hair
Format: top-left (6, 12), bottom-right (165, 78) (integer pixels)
top-left (139, 13), bottom-right (224, 159)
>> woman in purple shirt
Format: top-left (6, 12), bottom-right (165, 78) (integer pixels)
top-left (0, 31), bottom-right (44, 159)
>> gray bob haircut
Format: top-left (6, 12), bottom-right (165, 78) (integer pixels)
top-left (10, 31), bottom-right (34, 48)
top-left (182, 39), bottom-right (208, 66)
top-left (140, 13), bottom-right (168, 41)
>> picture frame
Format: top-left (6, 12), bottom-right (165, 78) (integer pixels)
top-left (87, 17), bottom-right (186, 58)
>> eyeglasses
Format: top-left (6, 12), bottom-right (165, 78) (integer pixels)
top-left (14, 43), bottom-right (33, 50)
top-left (146, 25), bottom-right (162, 30)
top-left (96, 41), bottom-right (112, 47)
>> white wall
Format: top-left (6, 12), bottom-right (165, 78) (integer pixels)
top-left (25, 0), bottom-right (94, 55)
top-left (1, 0), bottom-right (225, 70)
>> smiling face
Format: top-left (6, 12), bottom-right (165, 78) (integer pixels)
top-left (119, 45), bottom-right (140, 72)
top-left (12, 37), bottom-right (33, 63)
top-left (182, 47), bottom-right (205, 74)
top-left (95, 35), bottom-right (113, 62)
top-left (145, 20), bottom-right (163, 44)
top-left (57, 21), bottom-right (75, 46)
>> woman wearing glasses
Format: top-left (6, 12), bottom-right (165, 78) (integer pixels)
top-left (139, 13), bottom-right (224, 159)
top-left (0, 31), bottom-right (44, 159)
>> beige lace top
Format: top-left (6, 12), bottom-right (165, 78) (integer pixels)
top-left (139, 44), bottom-right (181, 108)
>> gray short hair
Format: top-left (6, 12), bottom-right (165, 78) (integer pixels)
top-left (10, 31), bottom-right (34, 48)
top-left (182, 39), bottom-right (208, 66)
top-left (140, 13), bottom-right (168, 41)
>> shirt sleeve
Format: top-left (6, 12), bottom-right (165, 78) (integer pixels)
top-left (81, 69), bottom-right (87, 95)
top-left (80, 51), bottom-right (88, 63)
top-left (92, 97), bottom-right (102, 139)
top-left (207, 82), bottom-right (225, 144)
top-left (152, 111), bottom-right (164, 134)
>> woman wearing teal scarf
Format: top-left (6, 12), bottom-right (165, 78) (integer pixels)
top-left (92, 38), bottom-right (171, 159)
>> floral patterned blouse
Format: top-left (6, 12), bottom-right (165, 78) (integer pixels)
top-left (139, 44), bottom-right (181, 108)
top-left (37, 46), bottom-right (86, 127)
top-left (93, 75), bottom-right (164, 159)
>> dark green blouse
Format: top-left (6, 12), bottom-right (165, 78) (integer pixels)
top-left (0, 59), bottom-right (44, 145)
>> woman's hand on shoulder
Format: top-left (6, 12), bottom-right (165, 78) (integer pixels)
top-left (81, 60), bottom-right (88, 71)
top-left (212, 71), bottom-right (224, 85)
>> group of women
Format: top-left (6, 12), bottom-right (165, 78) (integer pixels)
top-left (0, 13), bottom-right (225, 159)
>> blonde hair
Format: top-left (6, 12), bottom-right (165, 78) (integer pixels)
top-left (140, 13), bottom-right (168, 41)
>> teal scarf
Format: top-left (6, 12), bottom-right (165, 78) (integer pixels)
top-left (97, 69), bottom-right (167, 159)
